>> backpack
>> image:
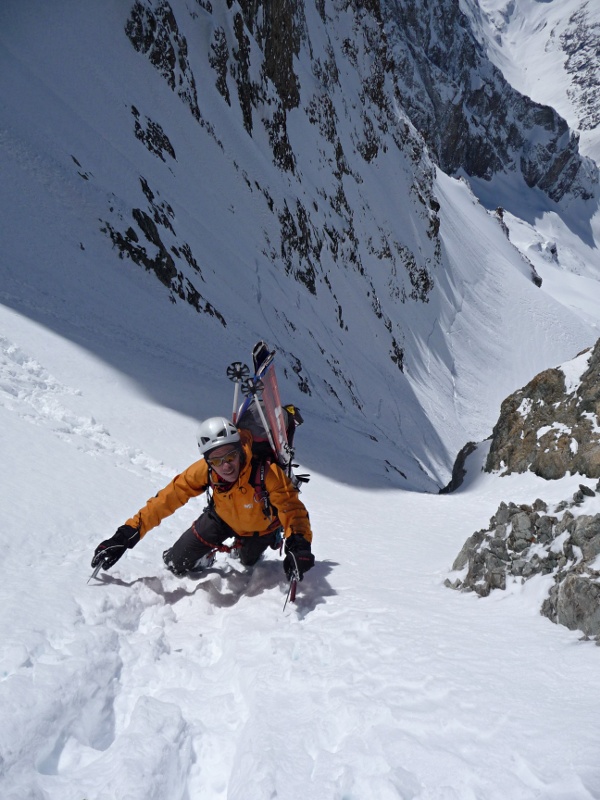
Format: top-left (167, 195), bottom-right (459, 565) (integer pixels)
top-left (237, 399), bottom-right (307, 518)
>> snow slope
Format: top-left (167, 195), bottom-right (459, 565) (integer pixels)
top-left (1, 0), bottom-right (599, 494)
top-left (459, 0), bottom-right (600, 342)
top-left (2, 3), bottom-right (600, 796)
top-left (461, 0), bottom-right (600, 161)
top-left (1, 300), bottom-right (600, 800)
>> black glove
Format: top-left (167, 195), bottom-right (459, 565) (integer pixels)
top-left (283, 534), bottom-right (314, 581)
top-left (91, 525), bottom-right (140, 571)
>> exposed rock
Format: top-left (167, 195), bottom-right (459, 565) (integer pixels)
top-left (100, 177), bottom-right (226, 326)
top-left (381, 0), bottom-right (597, 202)
top-left (484, 339), bottom-right (600, 479)
top-left (119, 0), bottom-right (595, 388)
top-left (126, 0), bottom-right (201, 121)
top-left (132, 106), bottom-right (176, 161)
top-left (543, 575), bottom-right (600, 639)
top-left (560, 4), bottom-right (600, 132)
top-left (447, 492), bottom-right (600, 640)
top-left (124, 0), bottom-right (440, 378)
top-left (238, 0), bottom-right (304, 112)
top-left (208, 27), bottom-right (231, 106)
top-left (439, 441), bottom-right (478, 494)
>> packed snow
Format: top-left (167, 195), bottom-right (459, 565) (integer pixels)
top-left (2, 299), bottom-right (600, 800)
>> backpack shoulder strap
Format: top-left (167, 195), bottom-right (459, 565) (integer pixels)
top-left (250, 455), bottom-right (273, 518)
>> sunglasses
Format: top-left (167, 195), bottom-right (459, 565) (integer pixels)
top-left (207, 448), bottom-right (240, 468)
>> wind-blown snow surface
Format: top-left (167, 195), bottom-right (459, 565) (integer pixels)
top-left (2, 304), bottom-right (600, 800)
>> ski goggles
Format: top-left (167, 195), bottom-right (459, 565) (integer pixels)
top-left (206, 448), bottom-right (241, 468)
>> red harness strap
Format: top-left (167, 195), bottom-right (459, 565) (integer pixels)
top-left (191, 521), bottom-right (243, 553)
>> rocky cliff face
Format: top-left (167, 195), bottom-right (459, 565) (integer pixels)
top-left (110, 0), bottom-right (444, 385)
top-left (484, 339), bottom-right (600, 480)
top-left (382, 0), bottom-right (597, 201)
top-left (447, 339), bottom-right (600, 639)
top-left (113, 0), bottom-right (597, 338)
top-left (461, 0), bottom-right (600, 161)
top-left (560, 2), bottom-right (600, 135)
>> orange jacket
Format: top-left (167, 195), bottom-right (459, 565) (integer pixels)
top-left (125, 431), bottom-right (312, 543)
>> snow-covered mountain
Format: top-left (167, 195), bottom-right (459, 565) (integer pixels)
top-left (458, 0), bottom-right (600, 343)
top-left (2, 0), bottom-right (600, 490)
top-left (461, 0), bottom-right (600, 161)
top-left (3, 2), bottom-right (600, 797)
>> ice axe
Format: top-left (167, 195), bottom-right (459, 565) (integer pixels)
top-left (283, 551), bottom-right (300, 611)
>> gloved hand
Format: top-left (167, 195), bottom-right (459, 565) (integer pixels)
top-left (283, 534), bottom-right (315, 581)
top-left (91, 525), bottom-right (140, 571)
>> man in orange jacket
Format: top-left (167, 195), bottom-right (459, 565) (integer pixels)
top-left (91, 417), bottom-right (314, 580)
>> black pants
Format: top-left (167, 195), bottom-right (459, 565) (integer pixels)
top-left (164, 507), bottom-right (280, 573)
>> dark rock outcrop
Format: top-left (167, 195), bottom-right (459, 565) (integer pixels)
top-left (101, 177), bottom-right (226, 326)
top-left (126, 0), bottom-right (201, 121)
top-left (131, 106), bottom-right (176, 162)
top-left (439, 441), bottom-right (477, 494)
top-left (447, 488), bottom-right (600, 641)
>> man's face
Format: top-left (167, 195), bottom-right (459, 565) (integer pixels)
top-left (206, 445), bottom-right (242, 482)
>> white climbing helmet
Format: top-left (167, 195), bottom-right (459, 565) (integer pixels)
top-left (196, 416), bottom-right (240, 456)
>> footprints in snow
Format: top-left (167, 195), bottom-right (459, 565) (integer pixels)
top-left (0, 334), bottom-right (171, 479)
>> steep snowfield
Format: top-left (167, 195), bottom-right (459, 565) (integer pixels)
top-left (407, 170), bottom-right (598, 475)
top-left (459, 0), bottom-right (600, 358)
top-left (2, 2), bottom-right (600, 796)
top-left (2, 302), bottom-right (600, 799)
top-left (1, 0), bottom-right (599, 493)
